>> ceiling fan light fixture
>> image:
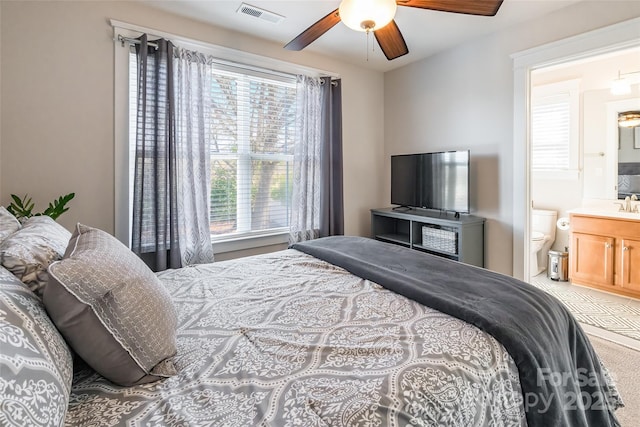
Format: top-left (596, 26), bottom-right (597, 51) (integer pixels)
top-left (339, 0), bottom-right (397, 32)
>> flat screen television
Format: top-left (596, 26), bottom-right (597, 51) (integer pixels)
top-left (391, 150), bottom-right (470, 213)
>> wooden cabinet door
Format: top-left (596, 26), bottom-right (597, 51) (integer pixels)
top-left (619, 238), bottom-right (640, 293)
top-left (570, 232), bottom-right (615, 287)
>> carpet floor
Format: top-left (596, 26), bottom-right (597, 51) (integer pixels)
top-left (588, 335), bottom-right (640, 426)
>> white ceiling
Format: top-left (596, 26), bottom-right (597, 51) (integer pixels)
top-left (144, 0), bottom-right (583, 72)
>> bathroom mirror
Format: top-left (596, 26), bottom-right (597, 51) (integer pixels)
top-left (617, 121), bottom-right (640, 199)
top-left (582, 96), bottom-right (640, 200)
top-left (596, 98), bottom-right (640, 200)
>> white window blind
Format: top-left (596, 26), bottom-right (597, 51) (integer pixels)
top-left (209, 68), bottom-right (296, 238)
top-left (531, 95), bottom-right (570, 170)
top-left (530, 80), bottom-right (580, 175)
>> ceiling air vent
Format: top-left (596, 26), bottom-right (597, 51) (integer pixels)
top-left (237, 3), bottom-right (285, 24)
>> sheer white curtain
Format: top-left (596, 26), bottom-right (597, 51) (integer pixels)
top-left (290, 76), bottom-right (323, 243)
top-left (173, 47), bottom-right (215, 265)
top-left (290, 75), bottom-right (343, 243)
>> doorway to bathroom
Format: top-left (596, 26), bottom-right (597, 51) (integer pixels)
top-left (529, 48), bottom-right (640, 281)
top-left (511, 17), bottom-right (640, 282)
top-left (524, 38), bottom-right (640, 349)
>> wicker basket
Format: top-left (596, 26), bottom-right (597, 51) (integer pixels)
top-left (422, 226), bottom-right (457, 254)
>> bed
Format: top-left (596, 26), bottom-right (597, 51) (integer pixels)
top-left (0, 214), bottom-right (624, 427)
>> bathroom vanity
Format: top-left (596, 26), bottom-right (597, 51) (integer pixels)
top-left (570, 209), bottom-right (640, 298)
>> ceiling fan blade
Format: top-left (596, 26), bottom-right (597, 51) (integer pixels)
top-left (374, 20), bottom-right (409, 60)
top-left (284, 8), bottom-right (341, 51)
top-left (398, 0), bottom-right (503, 16)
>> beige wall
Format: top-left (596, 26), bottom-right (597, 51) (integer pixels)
top-left (384, 1), bottom-right (640, 275)
top-left (0, 1), bottom-right (385, 239)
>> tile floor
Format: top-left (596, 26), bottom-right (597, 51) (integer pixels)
top-left (529, 273), bottom-right (640, 350)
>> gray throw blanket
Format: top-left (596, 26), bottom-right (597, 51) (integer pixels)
top-left (292, 236), bottom-right (622, 427)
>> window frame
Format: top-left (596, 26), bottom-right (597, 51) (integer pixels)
top-left (208, 71), bottom-right (297, 242)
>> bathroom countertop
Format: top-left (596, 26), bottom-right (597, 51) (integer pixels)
top-left (568, 207), bottom-right (640, 221)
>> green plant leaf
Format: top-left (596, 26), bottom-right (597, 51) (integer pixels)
top-left (7, 194), bottom-right (34, 219)
top-left (41, 192), bottom-right (75, 220)
top-left (7, 192), bottom-right (74, 221)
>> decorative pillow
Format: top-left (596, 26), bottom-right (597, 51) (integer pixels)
top-left (0, 266), bottom-right (73, 426)
top-left (45, 223), bottom-right (178, 386)
top-left (0, 206), bottom-right (21, 244)
top-left (0, 216), bottom-right (71, 296)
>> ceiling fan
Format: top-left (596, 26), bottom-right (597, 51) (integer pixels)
top-left (284, 0), bottom-right (504, 60)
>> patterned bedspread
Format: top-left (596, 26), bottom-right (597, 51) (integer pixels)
top-left (65, 249), bottom-right (526, 426)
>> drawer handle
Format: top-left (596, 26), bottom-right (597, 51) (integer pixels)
top-left (623, 246), bottom-right (629, 251)
top-left (605, 243), bottom-right (611, 249)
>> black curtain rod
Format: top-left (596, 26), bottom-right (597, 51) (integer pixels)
top-left (116, 34), bottom-right (158, 49)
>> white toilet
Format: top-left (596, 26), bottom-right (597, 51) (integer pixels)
top-left (530, 209), bottom-right (557, 277)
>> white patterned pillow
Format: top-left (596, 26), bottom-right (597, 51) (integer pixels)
top-left (0, 266), bottom-right (73, 426)
top-left (0, 206), bottom-right (21, 244)
top-left (46, 224), bottom-right (178, 386)
top-left (0, 216), bottom-right (71, 296)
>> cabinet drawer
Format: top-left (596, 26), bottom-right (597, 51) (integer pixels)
top-left (571, 214), bottom-right (640, 238)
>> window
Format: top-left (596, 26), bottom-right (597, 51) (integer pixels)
top-left (208, 69), bottom-right (296, 239)
top-left (129, 52), bottom-right (297, 241)
top-left (530, 79), bottom-right (580, 177)
top-left (531, 95), bottom-right (570, 170)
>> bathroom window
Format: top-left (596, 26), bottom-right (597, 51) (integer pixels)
top-left (531, 79), bottom-right (580, 179)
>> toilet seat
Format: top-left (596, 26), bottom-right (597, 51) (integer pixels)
top-left (531, 231), bottom-right (545, 241)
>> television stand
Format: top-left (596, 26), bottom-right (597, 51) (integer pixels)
top-left (370, 207), bottom-right (485, 267)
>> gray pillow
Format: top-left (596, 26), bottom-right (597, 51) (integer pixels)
top-left (0, 265), bottom-right (73, 426)
top-left (0, 206), bottom-right (21, 244)
top-left (45, 223), bottom-right (178, 386)
top-left (0, 216), bottom-right (71, 296)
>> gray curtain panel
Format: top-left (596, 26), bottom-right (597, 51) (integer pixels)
top-left (132, 34), bottom-right (181, 271)
top-left (290, 76), bottom-right (343, 243)
top-left (319, 77), bottom-right (344, 238)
